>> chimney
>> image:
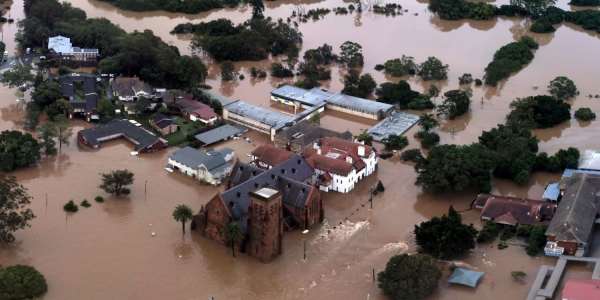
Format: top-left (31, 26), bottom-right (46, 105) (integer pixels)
top-left (346, 156), bottom-right (353, 164)
top-left (357, 145), bottom-right (365, 157)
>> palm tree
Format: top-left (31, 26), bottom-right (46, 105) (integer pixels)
top-left (418, 113), bottom-right (439, 132)
top-left (224, 221), bottom-right (242, 257)
top-left (172, 204), bottom-right (194, 234)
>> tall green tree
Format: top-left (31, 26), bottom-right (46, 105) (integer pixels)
top-left (0, 265), bottom-right (48, 299)
top-left (339, 41), bottom-right (364, 68)
top-left (417, 56), bottom-right (449, 80)
top-left (414, 206), bottom-right (478, 259)
top-left (0, 64), bottom-right (35, 88)
top-left (173, 204), bottom-right (194, 234)
top-left (0, 130), bottom-right (41, 172)
top-left (418, 113), bottom-right (439, 132)
top-left (342, 70), bottom-right (376, 98)
top-left (378, 254), bottom-right (441, 300)
top-left (510, 0), bottom-right (557, 17)
top-left (51, 116), bottom-right (73, 152)
top-left (99, 169), bottom-right (135, 196)
top-left (437, 89), bottom-right (471, 119)
top-left (0, 176), bottom-right (36, 243)
top-left (37, 122), bottom-right (58, 156)
top-left (248, 0), bottom-right (265, 19)
top-left (548, 76), bottom-right (578, 101)
top-left (224, 221), bottom-right (243, 257)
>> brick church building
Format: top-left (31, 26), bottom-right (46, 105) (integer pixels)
top-left (192, 154), bottom-right (323, 262)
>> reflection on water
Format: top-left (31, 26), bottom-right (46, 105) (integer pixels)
top-left (0, 0), bottom-right (600, 299)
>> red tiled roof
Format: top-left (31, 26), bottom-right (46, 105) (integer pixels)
top-left (190, 105), bottom-right (217, 121)
top-left (479, 195), bottom-right (556, 225)
top-left (251, 144), bottom-right (294, 167)
top-left (306, 155), bottom-right (353, 176)
top-left (320, 137), bottom-right (373, 157)
top-left (562, 279), bottom-right (600, 300)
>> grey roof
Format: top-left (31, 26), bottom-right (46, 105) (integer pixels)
top-left (368, 111), bottom-right (420, 142)
top-left (225, 100), bottom-right (295, 130)
top-left (221, 155), bottom-right (315, 233)
top-left (59, 74), bottom-right (99, 113)
top-left (275, 120), bottom-right (352, 149)
top-left (111, 77), bottom-right (152, 98)
top-left (202, 89), bottom-right (236, 107)
top-left (326, 93), bottom-right (393, 115)
top-left (271, 85), bottom-right (333, 106)
top-left (546, 173), bottom-right (600, 244)
top-left (169, 146), bottom-right (233, 172)
top-left (78, 119), bottom-right (163, 151)
top-left (194, 124), bottom-right (246, 145)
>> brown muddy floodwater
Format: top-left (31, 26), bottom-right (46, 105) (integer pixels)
top-left (1, 0), bottom-right (600, 299)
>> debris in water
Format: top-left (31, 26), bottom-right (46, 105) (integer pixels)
top-left (151, 232), bottom-right (156, 237)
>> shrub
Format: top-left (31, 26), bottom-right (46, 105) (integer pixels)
top-left (63, 200), bottom-right (78, 213)
top-left (377, 254), bottom-right (441, 300)
top-left (416, 131), bottom-right (440, 149)
top-left (400, 149), bottom-right (423, 163)
top-left (270, 63), bottom-right (294, 78)
top-left (459, 73), bottom-right (473, 85)
top-left (382, 56), bottom-right (417, 77)
top-left (498, 241), bottom-right (508, 249)
top-left (81, 200), bottom-right (91, 208)
top-left (575, 107), bottom-right (596, 121)
top-left (406, 97), bottom-right (435, 110)
top-left (375, 181), bottom-right (385, 192)
top-left (94, 196), bottom-right (105, 203)
top-left (477, 221), bottom-right (500, 243)
top-left (382, 134), bottom-right (408, 151)
top-left (0, 265), bottom-right (48, 300)
top-left (530, 18), bottom-right (555, 33)
top-left (511, 271), bottom-right (527, 283)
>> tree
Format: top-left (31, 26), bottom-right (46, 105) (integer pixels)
top-left (507, 95), bottom-right (571, 128)
top-left (400, 149), bottom-right (424, 163)
top-left (97, 98), bottom-right (115, 119)
top-left (382, 55), bottom-right (417, 77)
top-left (45, 98), bottom-right (71, 120)
top-left (0, 131), bottom-right (41, 172)
top-left (382, 134), bottom-right (408, 151)
top-left (356, 130), bottom-right (373, 146)
top-left (376, 81), bottom-right (423, 108)
top-left (37, 122), bottom-right (57, 156)
top-left (377, 254), bottom-right (441, 300)
top-left (484, 37), bottom-right (538, 86)
top-left (173, 204), bottom-right (194, 234)
top-left (342, 70), bottom-right (376, 98)
top-left (0, 265), bottom-right (48, 300)
top-left (414, 206), bottom-right (478, 259)
top-left (248, 0), bottom-right (265, 19)
top-left (339, 41), bottom-right (364, 68)
top-left (270, 63), bottom-right (294, 78)
top-left (548, 76), bottom-right (579, 100)
top-left (31, 79), bottom-right (62, 108)
top-left (416, 131), bottom-right (440, 149)
top-left (526, 225), bottom-right (547, 256)
top-left (417, 57), bottom-right (448, 80)
top-left (574, 107), bottom-right (596, 121)
top-left (0, 64), bottom-right (35, 88)
top-left (510, 0), bottom-right (557, 17)
top-left (224, 221), bottom-right (243, 257)
top-left (418, 114), bottom-right (439, 132)
top-left (416, 144), bottom-right (496, 193)
top-left (0, 176), bottom-right (35, 244)
top-left (99, 169), bottom-right (135, 196)
top-left (51, 116), bottom-right (73, 152)
top-left (437, 89), bottom-right (471, 119)
top-left (220, 62), bottom-right (236, 81)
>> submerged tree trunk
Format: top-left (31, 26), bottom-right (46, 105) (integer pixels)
top-left (182, 221), bottom-right (186, 234)
top-left (231, 242), bottom-right (235, 258)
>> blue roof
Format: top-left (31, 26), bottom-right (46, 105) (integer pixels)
top-left (448, 268), bottom-right (484, 288)
top-left (542, 182), bottom-right (561, 201)
top-left (271, 85), bottom-right (332, 106)
top-left (225, 100), bottom-right (295, 130)
top-left (562, 168), bottom-right (600, 179)
top-left (367, 111), bottom-right (420, 142)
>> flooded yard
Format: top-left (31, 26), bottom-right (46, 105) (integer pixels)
top-left (1, 0), bottom-right (600, 299)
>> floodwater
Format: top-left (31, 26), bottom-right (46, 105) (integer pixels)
top-left (0, 0), bottom-right (599, 299)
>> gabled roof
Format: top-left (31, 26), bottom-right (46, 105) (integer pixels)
top-left (274, 120), bottom-right (353, 150)
top-left (546, 173), bottom-right (600, 243)
top-left (304, 150), bottom-right (353, 176)
top-left (59, 74), bottom-right (99, 113)
top-left (169, 146), bottom-right (233, 172)
top-left (251, 144), bottom-right (294, 167)
top-left (219, 155), bottom-right (315, 233)
top-left (111, 77), bottom-right (152, 98)
top-left (78, 119), bottom-right (163, 151)
top-left (194, 124), bottom-right (245, 146)
top-left (479, 195), bottom-right (555, 226)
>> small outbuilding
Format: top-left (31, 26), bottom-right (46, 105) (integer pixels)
top-left (194, 124), bottom-right (245, 146)
top-left (448, 268), bottom-right (484, 288)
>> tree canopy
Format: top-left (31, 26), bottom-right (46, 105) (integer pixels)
top-left (97, 0), bottom-right (242, 14)
top-left (0, 265), bottom-right (48, 300)
top-left (548, 76), bottom-right (579, 100)
top-left (0, 176), bottom-right (35, 244)
top-left (417, 56), bottom-right (449, 80)
top-left (414, 206), bottom-right (478, 259)
top-left (339, 41), bottom-right (364, 68)
top-left (341, 70), bottom-right (376, 98)
top-left (173, 204), bottom-right (194, 234)
top-left (99, 169), bottom-right (135, 196)
top-left (437, 89), bottom-right (471, 119)
top-left (484, 37), bottom-right (538, 86)
top-left (0, 131), bottom-right (41, 172)
top-left (507, 95), bottom-right (571, 128)
top-left (377, 254), bottom-right (441, 300)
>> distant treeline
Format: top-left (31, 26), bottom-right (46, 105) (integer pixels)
top-left (97, 0), bottom-right (244, 14)
top-left (20, 0), bottom-right (206, 89)
top-left (429, 0), bottom-right (600, 34)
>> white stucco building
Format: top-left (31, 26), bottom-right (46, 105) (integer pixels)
top-left (167, 147), bottom-right (235, 185)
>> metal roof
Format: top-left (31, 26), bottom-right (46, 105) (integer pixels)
top-left (271, 85), bottom-right (332, 106)
top-left (225, 101), bottom-right (295, 130)
top-left (367, 111), bottom-right (420, 142)
top-left (194, 124), bottom-right (245, 145)
top-left (325, 93), bottom-right (393, 115)
top-left (543, 183), bottom-right (561, 201)
top-left (169, 146), bottom-right (233, 171)
top-left (448, 268), bottom-right (484, 288)
top-left (78, 119), bottom-right (162, 151)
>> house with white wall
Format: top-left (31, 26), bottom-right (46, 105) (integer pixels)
top-left (167, 147), bottom-right (235, 185)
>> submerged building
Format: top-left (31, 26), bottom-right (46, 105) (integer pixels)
top-left (192, 154), bottom-right (322, 262)
top-left (59, 73), bottom-right (100, 121)
top-left (271, 85), bottom-right (393, 120)
top-left (167, 147), bottom-right (235, 185)
top-left (77, 119), bottom-right (167, 153)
